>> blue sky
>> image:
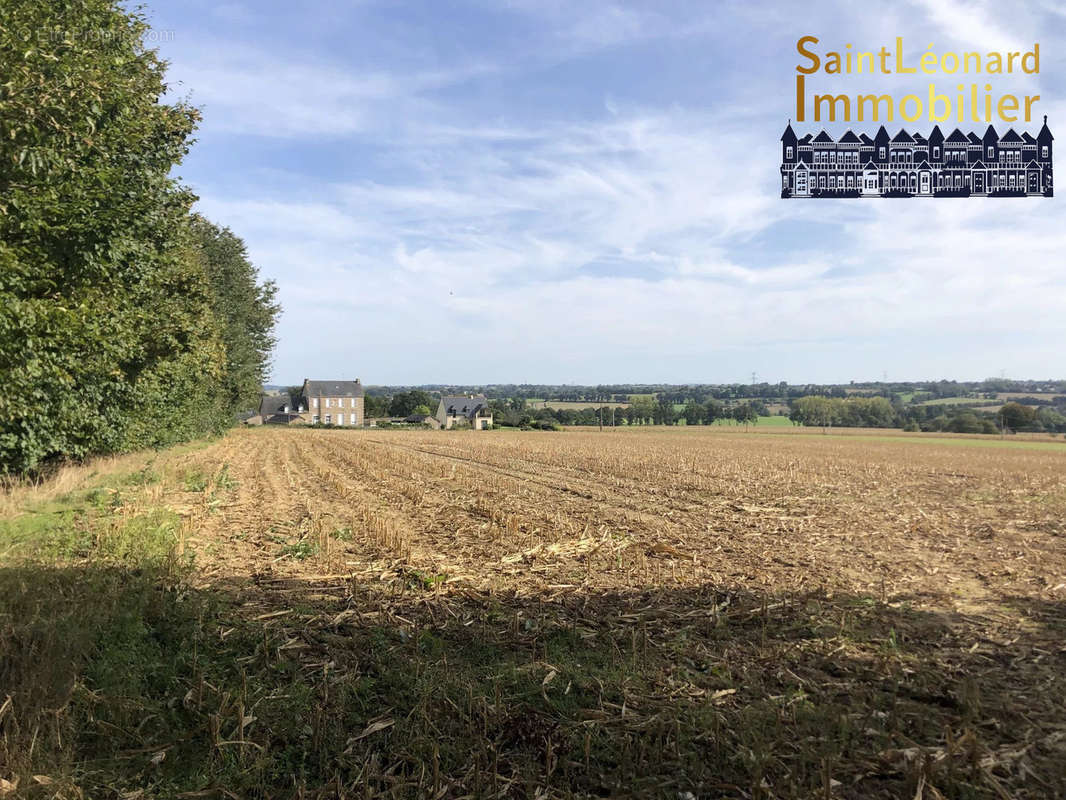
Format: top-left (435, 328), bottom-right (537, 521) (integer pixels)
top-left (142, 0), bottom-right (1065, 385)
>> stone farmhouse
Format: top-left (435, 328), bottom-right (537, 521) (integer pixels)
top-left (254, 379), bottom-right (365, 426)
top-left (436, 395), bottom-right (493, 430)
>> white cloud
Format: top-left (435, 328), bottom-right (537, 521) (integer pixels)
top-left (159, 0), bottom-right (1066, 382)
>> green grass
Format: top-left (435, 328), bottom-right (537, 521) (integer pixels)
top-left (708, 415), bottom-right (793, 427)
top-left (916, 395), bottom-right (998, 406)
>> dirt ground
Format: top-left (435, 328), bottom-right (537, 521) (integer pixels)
top-left (5, 425), bottom-right (1066, 798)
top-left (175, 427), bottom-right (1066, 608)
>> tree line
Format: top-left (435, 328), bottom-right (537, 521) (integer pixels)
top-left (788, 397), bottom-right (1066, 434)
top-left (1, 0), bottom-right (279, 475)
top-left (487, 399), bottom-right (767, 429)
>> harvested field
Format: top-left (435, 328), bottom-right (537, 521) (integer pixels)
top-left (3, 426), bottom-right (1066, 798)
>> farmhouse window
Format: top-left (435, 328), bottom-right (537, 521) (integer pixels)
top-left (312, 398), bottom-right (318, 408)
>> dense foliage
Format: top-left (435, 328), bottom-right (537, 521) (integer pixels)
top-left (188, 216), bottom-right (279, 414)
top-left (0, 1), bottom-right (278, 475)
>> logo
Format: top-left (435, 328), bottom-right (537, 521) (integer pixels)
top-left (781, 37), bottom-right (1052, 199)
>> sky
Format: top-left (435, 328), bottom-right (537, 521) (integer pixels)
top-left (140, 0), bottom-right (1066, 385)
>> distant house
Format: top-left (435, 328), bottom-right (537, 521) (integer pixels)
top-left (304, 379), bottom-right (365, 426)
top-left (256, 378), bottom-right (366, 426)
top-left (436, 395), bottom-right (492, 430)
top-left (258, 393), bottom-right (305, 425)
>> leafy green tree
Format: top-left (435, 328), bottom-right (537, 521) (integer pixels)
top-left (655, 398), bottom-right (677, 425)
top-left (388, 390), bottom-right (434, 417)
top-left (188, 216), bottom-right (279, 414)
top-left (630, 396), bottom-right (656, 425)
top-left (703, 399), bottom-right (724, 425)
top-left (364, 395), bottom-right (390, 418)
top-left (945, 412), bottom-right (983, 434)
top-left (732, 403), bottom-right (758, 426)
top-left (999, 402), bottom-right (1036, 432)
top-left (682, 402), bottom-right (704, 425)
top-left (0, 0), bottom-right (228, 474)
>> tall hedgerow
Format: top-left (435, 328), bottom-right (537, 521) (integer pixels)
top-left (0, 1), bottom-right (277, 475)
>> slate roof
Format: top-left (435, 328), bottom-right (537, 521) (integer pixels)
top-left (798, 133), bottom-right (813, 145)
top-left (967, 132), bottom-right (982, 145)
top-left (304, 379), bottom-right (365, 397)
top-left (780, 122), bottom-right (797, 142)
top-left (1001, 128), bottom-right (1023, 143)
top-left (891, 129), bottom-right (914, 143)
top-left (859, 133), bottom-right (874, 145)
top-left (812, 130), bottom-right (834, 143)
top-left (839, 130), bottom-right (861, 144)
top-left (1022, 132), bottom-right (1036, 144)
top-left (946, 128), bottom-right (969, 143)
top-left (440, 395), bottom-right (490, 419)
top-left (1038, 116), bottom-right (1053, 141)
top-left (260, 394), bottom-right (296, 415)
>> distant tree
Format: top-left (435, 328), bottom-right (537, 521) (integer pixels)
top-left (364, 395), bottom-right (390, 417)
top-left (732, 403), bottom-right (758, 426)
top-left (999, 402), bottom-right (1037, 432)
top-left (944, 412), bottom-right (983, 434)
top-left (412, 404), bottom-right (432, 416)
top-left (630, 396), bottom-right (656, 425)
top-left (655, 398), bottom-right (677, 425)
top-left (389, 390), bottom-right (434, 417)
top-left (683, 402), bottom-right (704, 425)
top-left (704, 399), bottom-right (724, 425)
